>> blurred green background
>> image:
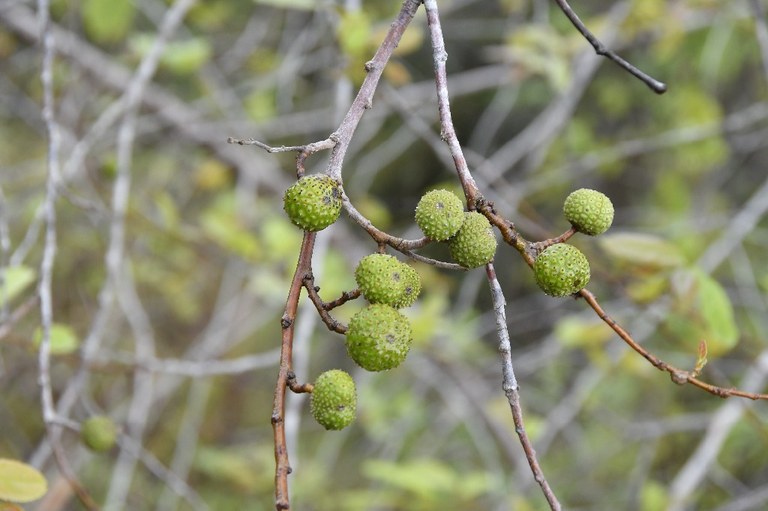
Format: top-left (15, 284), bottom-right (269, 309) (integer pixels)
top-left (1, 0), bottom-right (768, 509)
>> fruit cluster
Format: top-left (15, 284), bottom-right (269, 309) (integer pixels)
top-left (533, 189), bottom-right (613, 297)
top-left (415, 189), bottom-right (497, 269)
top-left (281, 176), bottom-right (614, 429)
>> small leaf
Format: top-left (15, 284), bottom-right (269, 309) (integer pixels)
top-left (33, 323), bottom-right (79, 355)
top-left (1, 265), bottom-right (36, 303)
top-left (692, 340), bottom-right (708, 377)
top-left (0, 459), bottom-right (48, 503)
top-left (598, 232), bottom-right (686, 269)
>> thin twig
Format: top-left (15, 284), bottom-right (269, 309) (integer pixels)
top-left (423, 0), bottom-right (561, 507)
top-left (486, 263), bottom-right (562, 511)
top-left (580, 289), bottom-right (768, 400)
top-left (273, 232), bottom-right (316, 511)
top-left (423, 0), bottom-right (481, 205)
top-left (552, 0), bottom-right (667, 94)
top-left (36, 0), bottom-right (99, 507)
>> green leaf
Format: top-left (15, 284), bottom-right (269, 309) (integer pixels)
top-left (33, 323), bottom-right (79, 355)
top-left (0, 459), bottom-right (47, 503)
top-left (598, 232), bottom-right (686, 269)
top-left (81, 0), bottom-right (135, 44)
top-left (1, 265), bottom-right (36, 303)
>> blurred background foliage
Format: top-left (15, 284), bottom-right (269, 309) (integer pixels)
top-left (1, 0), bottom-right (768, 509)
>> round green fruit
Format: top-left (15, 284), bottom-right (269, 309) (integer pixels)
top-left (448, 211), bottom-right (497, 268)
top-left (346, 304), bottom-right (412, 371)
top-left (354, 254), bottom-right (421, 309)
top-left (391, 263), bottom-right (421, 309)
top-left (563, 188), bottom-right (614, 236)
top-left (80, 415), bottom-right (118, 452)
top-left (414, 189), bottom-right (465, 241)
top-left (283, 174), bottom-right (342, 232)
top-left (310, 369), bottom-right (357, 431)
top-left (533, 244), bottom-right (590, 297)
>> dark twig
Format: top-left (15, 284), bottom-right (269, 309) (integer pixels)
top-left (552, 0), bottom-right (667, 94)
top-left (321, 288), bottom-right (362, 311)
top-left (580, 289), bottom-right (768, 400)
top-left (302, 275), bottom-right (348, 335)
top-left (272, 231), bottom-right (316, 511)
top-left (530, 227), bottom-right (577, 254)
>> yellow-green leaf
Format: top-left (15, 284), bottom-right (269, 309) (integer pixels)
top-left (1, 265), bottom-right (36, 303)
top-left (0, 459), bottom-right (47, 503)
top-left (82, 0), bottom-right (135, 44)
top-left (33, 323), bottom-right (79, 355)
top-left (598, 232), bottom-right (686, 269)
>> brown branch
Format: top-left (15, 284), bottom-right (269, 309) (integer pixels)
top-left (580, 288), bottom-right (768, 400)
top-left (272, 231), bottom-right (316, 511)
top-left (552, 0), bottom-right (667, 94)
top-left (325, 0), bottom-right (422, 182)
top-left (287, 371), bottom-right (314, 394)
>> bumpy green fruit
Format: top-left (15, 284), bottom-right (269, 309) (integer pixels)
top-left (563, 188), bottom-right (614, 236)
top-left (283, 174), bottom-right (342, 232)
top-left (414, 189), bottom-right (465, 241)
top-left (448, 212), bottom-right (497, 268)
top-left (310, 369), bottom-right (357, 430)
top-left (355, 254), bottom-right (421, 309)
top-left (533, 244), bottom-right (590, 297)
top-left (81, 416), bottom-right (118, 452)
top-left (346, 304), bottom-right (412, 371)
top-left (391, 263), bottom-right (421, 309)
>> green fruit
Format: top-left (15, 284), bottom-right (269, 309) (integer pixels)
top-left (80, 416), bottom-right (118, 452)
top-left (354, 254), bottom-right (421, 308)
top-left (283, 174), bottom-right (342, 232)
top-left (310, 369), bottom-right (357, 430)
top-left (346, 304), bottom-right (412, 371)
top-left (414, 189), bottom-right (465, 241)
top-left (448, 212), bottom-right (497, 268)
top-left (391, 263), bottom-right (421, 309)
top-left (563, 188), bottom-right (614, 236)
top-left (533, 244), bottom-right (590, 297)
